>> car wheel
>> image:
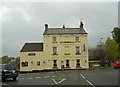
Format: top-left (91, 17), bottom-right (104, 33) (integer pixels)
top-left (13, 77), bottom-right (16, 81)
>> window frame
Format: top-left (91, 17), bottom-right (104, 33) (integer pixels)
top-left (75, 36), bottom-right (80, 42)
top-left (53, 60), bottom-right (57, 67)
top-left (53, 37), bottom-right (57, 42)
top-left (28, 53), bottom-right (36, 56)
top-left (83, 44), bottom-right (86, 51)
top-left (21, 61), bottom-right (28, 67)
top-left (76, 46), bottom-right (80, 54)
top-left (53, 47), bottom-right (57, 54)
top-left (37, 61), bottom-right (40, 66)
top-left (76, 59), bottom-right (80, 66)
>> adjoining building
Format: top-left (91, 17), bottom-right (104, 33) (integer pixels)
top-left (20, 21), bottom-right (89, 72)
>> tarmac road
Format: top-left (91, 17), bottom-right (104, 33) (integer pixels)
top-left (1, 69), bottom-right (120, 87)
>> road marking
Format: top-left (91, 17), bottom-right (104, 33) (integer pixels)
top-left (51, 76), bottom-right (56, 78)
top-left (52, 78), bottom-right (66, 84)
top-left (19, 74), bottom-right (24, 76)
top-left (86, 80), bottom-right (95, 87)
top-left (57, 78), bottom-right (66, 84)
top-left (80, 74), bottom-right (85, 79)
top-left (43, 76), bottom-right (49, 78)
top-left (18, 78), bottom-right (25, 80)
top-left (52, 79), bottom-right (58, 84)
top-left (35, 77), bottom-right (41, 79)
top-left (2, 83), bottom-right (12, 87)
top-left (27, 77), bottom-right (33, 79)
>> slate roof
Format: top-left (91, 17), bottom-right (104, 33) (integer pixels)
top-left (88, 50), bottom-right (100, 60)
top-left (43, 28), bottom-right (88, 35)
top-left (20, 43), bottom-right (43, 52)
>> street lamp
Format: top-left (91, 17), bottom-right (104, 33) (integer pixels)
top-left (99, 37), bottom-right (105, 67)
top-left (100, 38), bottom-right (103, 46)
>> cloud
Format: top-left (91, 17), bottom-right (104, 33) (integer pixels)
top-left (1, 2), bottom-right (118, 57)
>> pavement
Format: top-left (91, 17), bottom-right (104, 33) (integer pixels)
top-left (1, 69), bottom-right (120, 87)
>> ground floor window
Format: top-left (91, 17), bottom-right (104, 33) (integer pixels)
top-left (37, 61), bottom-right (40, 66)
top-left (66, 60), bottom-right (70, 68)
top-left (53, 60), bottom-right (57, 68)
top-left (76, 59), bottom-right (80, 67)
top-left (21, 61), bottom-right (28, 67)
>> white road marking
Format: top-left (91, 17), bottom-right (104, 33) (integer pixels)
top-left (2, 83), bottom-right (12, 87)
top-left (57, 78), bottom-right (66, 84)
top-left (52, 79), bottom-right (58, 84)
top-left (27, 77), bottom-right (33, 79)
top-left (52, 78), bottom-right (66, 84)
top-left (51, 76), bottom-right (56, 78)
top-left (86, 80), bottom-right (95, 87)
top-left (80, 74), bottom-right (85, 79)
top-left (18, 78), bottom-right (25, 80)
top-left (35, 77), bottom-right (41, 79)
top-left (43, 76), bottom-right (49, 78)
top-left (19, 74), bottom-right (24, 76)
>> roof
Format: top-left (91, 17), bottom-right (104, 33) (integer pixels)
top-left (43, 28), bottom-right (88, 35)
top-left (88, 50), bottom-right (100, 60)
top-left (20, 43), bottom-right (43, 52)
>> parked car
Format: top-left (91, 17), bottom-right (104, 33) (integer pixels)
top-left (0, 64), bottom-right (18, 81)
top-left (113, 60), bottom-right (120, 69)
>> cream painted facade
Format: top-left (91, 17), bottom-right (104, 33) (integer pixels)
top-left (20, 22), bottom-right (89, 72)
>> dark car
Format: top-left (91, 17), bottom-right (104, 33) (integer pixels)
top-left (0, 64), bottom-right (18, 81)
top-left (113, 60), bottom-right (120, 69)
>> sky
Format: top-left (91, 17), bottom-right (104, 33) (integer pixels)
top-left (0, 0), bottom-right (119, 57)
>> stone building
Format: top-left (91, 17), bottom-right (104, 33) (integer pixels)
top-left (20, 21), bottom-right (89, 72)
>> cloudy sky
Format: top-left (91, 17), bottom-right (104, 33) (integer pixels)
top-left (0, 1), bottom-right (119, 57)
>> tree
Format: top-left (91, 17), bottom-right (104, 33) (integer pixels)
top-left (112, 27), bottom-right (120, 59)
top-left (1, 55), bottom-right (9, 64)
top-left (95, 43), bottom-right (106, 67)
top-left (104, 38), bottom-right (118, 66)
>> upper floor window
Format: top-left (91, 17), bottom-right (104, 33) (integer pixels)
top-left (28, 53), bottom-right (35, 56)
top-left (76, 36), bottom-right (79, 42)
top-left (53, 37), bottom-right (57, 42)
top-left (83, 44), bottom-right (86, 51)
top-left (65, 46), bottom-right (70, 55)
top-left (21, 61), bottom-right (28, 67)
top-left (53, 47), bottom-right (57, 54)
top-left (76, 46), bottom-right (80, 54)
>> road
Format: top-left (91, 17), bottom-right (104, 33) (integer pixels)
top-left (1, 69), bottom-right (120, 87)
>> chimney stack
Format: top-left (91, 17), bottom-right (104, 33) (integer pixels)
top-left (80, 21), bottom-right (84, 29)
top-left (63, 25), bottom-right (65, 28)
top-left (45, 24), bottom-right (48, 30)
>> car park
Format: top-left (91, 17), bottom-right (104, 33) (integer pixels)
top-left (0, 64), bottom-right (18, 81)
top-left (112, 60), bottom-right (120, 69)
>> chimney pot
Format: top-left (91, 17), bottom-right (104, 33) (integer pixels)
top-left (45, 24), bottom-right (48, 30)
top-left (80, 21), bottom-right (84, 29)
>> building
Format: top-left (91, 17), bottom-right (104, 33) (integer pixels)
top-left (20, 21), bottom-right (89, 72)
top-left (88, 50), bottom-right (101, 68)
